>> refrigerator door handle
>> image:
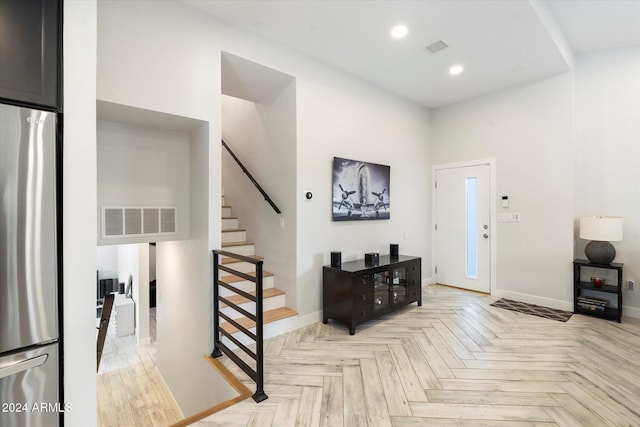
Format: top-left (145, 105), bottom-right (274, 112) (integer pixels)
top-left (0, 354), bottom-right (48, 379)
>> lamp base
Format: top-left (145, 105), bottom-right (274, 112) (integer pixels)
top-left (585, 240), bottom-right (616, 264)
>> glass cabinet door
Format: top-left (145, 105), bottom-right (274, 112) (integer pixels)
top-left (373, 271), bottom-right (389, 310)
top-left (390, 267), bottom-right (407, 305)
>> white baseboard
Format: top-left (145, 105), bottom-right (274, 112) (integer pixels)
top-left (423, 276), bottom-right (434, 286)
top-left (220, 310), bottom-right (323, 350)
top-left (622, 304), bottom-right (640, 319)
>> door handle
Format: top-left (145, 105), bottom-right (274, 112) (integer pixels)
top-left (483, 233), bottom-right (489, 239)
top-left (0, 354), bottom-right (48, 379)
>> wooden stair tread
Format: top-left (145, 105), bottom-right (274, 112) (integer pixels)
top-left (222, 228), bottom-right (246, 233)
top-left (221, 307), bottom-right (298, 334)
top-left (221, 255), bottom-right (263, 265)
top-left (221, 241), bottom-right (253, 247)
top-left (221, 288), bottom-right (285, 306)
top-left (221, 271), bottom-right (274, 284)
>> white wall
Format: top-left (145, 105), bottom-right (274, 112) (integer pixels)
top-left (116, 244), bottom-right (150, 344)
top-left (63, 0), bottom-right (97, 425)
top-left (98, 0), bottom-right (431, 340)
top-left (575, 47), bottom-right (640, 316)
top-left (69, 0), bottom-right (640, 421)
top-left (96, 120), bottom-right (191, 244)
top-left (295, 72), bottom-right (432, 317)
top-left (96, 245), bottom-right (117, 273)
top-left (222, 86), bottom-right (297, 308)
top-left (156, 123), bottom-right (237, 416)
top-left (96, 243), bottom-right (150, 343)
top-left (430, 73), bottom-right (575, 308)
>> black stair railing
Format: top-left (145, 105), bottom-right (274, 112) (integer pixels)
top-left (222, 139), bottom-right (281, 214)
top-left (211, 249), bottom-right (267, 403)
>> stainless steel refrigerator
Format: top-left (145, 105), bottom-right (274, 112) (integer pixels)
top-left (1, 103), bottom-right (60, 427)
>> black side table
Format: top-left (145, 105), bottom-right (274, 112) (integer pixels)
top-left (573, 259), bottom-right (622, 323)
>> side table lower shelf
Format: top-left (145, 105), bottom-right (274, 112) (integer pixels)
top-left (573, 259), bottom-right (622, 323)
top-left (574, 305), bottom-right (619, 321)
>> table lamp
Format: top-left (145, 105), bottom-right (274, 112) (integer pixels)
top-left (579, 216), bottom-right (623, 264)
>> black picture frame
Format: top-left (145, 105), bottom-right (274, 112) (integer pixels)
top-left (332, 157), bottom-right (390, 221)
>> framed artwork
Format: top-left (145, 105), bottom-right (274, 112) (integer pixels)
top-left (332, 157), bottom-right (390, 221)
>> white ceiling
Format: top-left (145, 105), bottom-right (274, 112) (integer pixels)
top-left (184, 0), bottom-right (640, 108)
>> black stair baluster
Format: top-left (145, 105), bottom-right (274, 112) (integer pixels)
top-left (211, 249), bottom-right (268, 402)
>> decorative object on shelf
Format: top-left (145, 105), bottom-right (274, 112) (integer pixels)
top-left (331, 251), bottom-right (342, 268)
top-left (332, 157), bottom-right (390, 221)
top-left (590, 275), bottom-right (605, 287)
top-left (390, 243), bottom-right (399, 259)
top-left (577, 296), bottom-right (607, 312)
top-left (365, 252), bottom-right (379, 266)
top-left (579, 216), bottom-right (623, 264)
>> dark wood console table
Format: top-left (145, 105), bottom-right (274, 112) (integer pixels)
top-left (323, 255), bottom-right (421, 335)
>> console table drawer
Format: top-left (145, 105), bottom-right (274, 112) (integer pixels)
top-left (358, 274), bottom-right (373, 287)
top-left (407, 287), bottom-right (421, 300)
top-left (354, 304), bottom-right (374, 321)
top-left (408, 264), bottom-right (421, 288)
top-left (355, 288), bottom-right (374, 306)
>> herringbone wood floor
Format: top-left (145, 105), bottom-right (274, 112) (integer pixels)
top-left (97, 308), bottom-right (183, 427)
top-left (195, 284), bottom-right (640, 427)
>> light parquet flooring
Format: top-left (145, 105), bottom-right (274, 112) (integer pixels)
top-left (195, 285), bottom-right (640, 427)
top-left (97, 308), bottom-right (183, 427)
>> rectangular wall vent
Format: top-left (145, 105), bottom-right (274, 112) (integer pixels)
top-left (104, 209), bottom-right (124, 236)
top-left (125, 208), bottom-right (142, 235)
top-left (102, 206), bottom-right (177, 239)
top-left (143, 208), bottom-right (159, 234)
top-left (161, 208), bottom-right (176, 233)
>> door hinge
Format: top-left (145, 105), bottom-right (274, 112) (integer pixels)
top-left (435, 266), bottom-right (437, 274)
top-left (435, 181), bottom-right (437, 189)
top-left (435, 224), bottom-right (437, 231)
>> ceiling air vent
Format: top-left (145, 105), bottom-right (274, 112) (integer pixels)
top-left (425, 40), bottom-right (449, 54)
top-left (102, 206), bottom-right (177, 239)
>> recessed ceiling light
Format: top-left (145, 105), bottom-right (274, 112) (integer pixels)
top-left (449, 65), bottom-right (464, 75)
top-left (391, 24), bottom-right (408, 39)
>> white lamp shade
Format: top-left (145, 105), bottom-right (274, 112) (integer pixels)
top-left (579, 216), bottom-right (623, 241)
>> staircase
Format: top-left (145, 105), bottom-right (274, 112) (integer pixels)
top-left (219, 198), bottom-right (297, 338)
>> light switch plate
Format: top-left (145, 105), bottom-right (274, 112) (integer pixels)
top-left (497, 213), bottom-right (513, 222)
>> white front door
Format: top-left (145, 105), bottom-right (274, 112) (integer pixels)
top-left (435, 163), bottom-right (491, 293)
